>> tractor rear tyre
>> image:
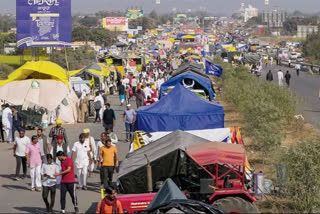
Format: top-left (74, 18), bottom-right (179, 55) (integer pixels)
top-left (212, 197), bottom-right (259, 213)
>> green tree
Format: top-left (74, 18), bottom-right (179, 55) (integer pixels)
top-left (90, 28), bottom-right (113, 47)
top-left (0, 15), bottom-right (16, 32)
top-left (50, 46), bottom-right (96, 70)
top-left (283, 19), bottom-right (298, 35)
top-left (149, 10), bottom-right (158, 20)
top-left (245, 16), bottom-right (262, 27)
top-left (141, 17), bottom-right (157, 30)
top-left (72, 26), bottom-right (92, 42)
top-left (302, 32), bottom-right (320, 64)
top-left (0, 63), bottom-right (14, 79)
top-left (79, 16), bottom-right (99, 27)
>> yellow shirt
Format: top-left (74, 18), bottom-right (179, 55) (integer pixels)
top-left (100, 146), bottom-right (117, 166)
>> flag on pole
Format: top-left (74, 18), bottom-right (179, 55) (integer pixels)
top-left (205, 60), bottom-right (223, 77)
top-left (89, 75), bottom-right (95, 87)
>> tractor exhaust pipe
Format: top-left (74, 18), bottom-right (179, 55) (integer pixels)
top-left (144, 154), bottom-right (153, 193)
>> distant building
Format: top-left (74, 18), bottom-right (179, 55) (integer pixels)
top-left (297, 25), bottom-right (318, 38)
top-left (261, 9), bottom-right (287, 28)
top-left (244, 5), bottom-right (259, 22)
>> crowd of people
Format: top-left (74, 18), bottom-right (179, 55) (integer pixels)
top-left (11, 119), bottom-right (121, 214)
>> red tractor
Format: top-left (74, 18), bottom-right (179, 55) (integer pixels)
top-left (116, 140), bottom-right (258, 213)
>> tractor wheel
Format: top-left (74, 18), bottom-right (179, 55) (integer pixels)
top-left (212, 197), bottom-right (259, 213)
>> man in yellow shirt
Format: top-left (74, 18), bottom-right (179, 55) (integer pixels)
top-left (99, 139), bottom-right (119, 189)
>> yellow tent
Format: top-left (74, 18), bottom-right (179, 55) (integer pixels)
top-left (208, 35), bottom-right (216, 38)
top-left (0, 61), bottom-right (69, 87)
top-left (182, 35), bottom-right (196, 39)
top-left (167, 38), bottom-right (175, 44)
top-left (69, 63), bottom-right (110, 79)
top-left (223, 45), bottom-right (237, 52)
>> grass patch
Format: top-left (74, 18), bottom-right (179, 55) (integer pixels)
top-left (0, 55), bottom-right (50, 65)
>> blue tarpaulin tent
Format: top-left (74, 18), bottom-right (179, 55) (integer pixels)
top-left (136, 84), bottom-right (224, 132)
top-left (160, 72), bottom-right (215, 100)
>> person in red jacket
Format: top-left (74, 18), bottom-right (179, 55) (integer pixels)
top-left (96, 187), bottom-right (123, 214)
top-left (151, 85), bottom-right (158, 102)
top-left (144, 96), bottom-right (154, 106)
top-left (54, 151), bottom-right (79, 214)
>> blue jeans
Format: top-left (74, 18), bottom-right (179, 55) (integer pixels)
top-left (125, 122), bottom-right (134, 141)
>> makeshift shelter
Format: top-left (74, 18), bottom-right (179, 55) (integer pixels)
top-left (160, 72), bottom-right (215, 100)
top-left (129, 128), bottom-right (232, 152)
top-left (69, 63), bottom-right (110, 89)
top-left (172, 62), bottom-right (206, 78)
top-left (69, 63), bottom-right (110, 78)
top-left (118, 131), bottom-right (210, 194)
top-left (244, 54), bottom-right (261, 64)
top-left (136, 85), bottom-right (224, 132)
top-left (0, 79), bottom-right (78, 124)
top-left (0, 61), bottom-right (69, 87)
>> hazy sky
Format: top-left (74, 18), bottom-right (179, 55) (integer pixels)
top-left (3, 0), bottom-right (320, 15)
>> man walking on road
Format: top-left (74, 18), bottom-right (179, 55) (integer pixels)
top-left (97, 132), bottom-right (107, 187)
top-left (295, 63), bottom-right (301, 76)
top-left (11, 106), bottom-right (23, 142)
top-left (13, 129), bottom-right (30, 180)
top-left (94, 92), bottom-right (104, 123)
top-left (2, 104), bottom-right (13, 143)
top-left (37, 128), bottom-right (49, 163)
top-left (41, 154), bottom-right (60, 214)
top-left (55, 151), bottom-right (79, 214)
top-left (102, 103), bottom-right (116, 132)
top-left (83, 129), bottom-right (96, 178)
top-left (277, 70), bottom-right (284, 86)
top-left (26, 135), bottom-right (43, 191)
top-left (123, 104), bottom-right (136, 142)
top-left (99, 138), bottom-right (119, 189)
top-left (72, 133), bottom-right (92, 190)
top-left (285, 71), bottom-right (291, 87)
top-left (49, 119), bottom-right (69, 147)
top-left (266, 70), bottom-right (273, 82)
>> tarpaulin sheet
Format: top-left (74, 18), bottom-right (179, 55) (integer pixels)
top-left (172, 63), bottom-right (206, 78)
top-left (136, 84), bottom-right (224, 132)
top-left (160, 72), bottom-right (215, 100)
top-left (129, 128), bottom-right (231, 152)
top-left (118, 131), bottom-right (210, 194)
top-left (187, 142), bottom-right (245, 166)
top-left (146, 178), bottom-right (187, 211)
top-left (0, 79), bottom-right (78, 123)
top-left (0, 61), bottom-right (69, 86)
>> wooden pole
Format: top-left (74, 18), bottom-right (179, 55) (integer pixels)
top-left (64, 46), bottom-right (70, 81)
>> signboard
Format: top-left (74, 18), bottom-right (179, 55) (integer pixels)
top-left (156, 0), bottom-right (160, 4)
top-left (102, 17), bottom-right (128, 31)
top-left (16, 0), bottom-right (71, 48)
top-left (126, 9), bottom-right (144, 20)
top-left (265, 0), bottom-right (269, 5)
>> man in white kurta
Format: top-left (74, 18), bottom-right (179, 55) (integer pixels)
top-left (83, 129), bottom-right (96, 177)
top-left (94, 93), bottom-right (105, 122)
top-left (1, 104), bottom-right (13, 143)
top-left (277, 70), bottom-right (284, 86)
top-left (72, 133), bottom-right (91, 190)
